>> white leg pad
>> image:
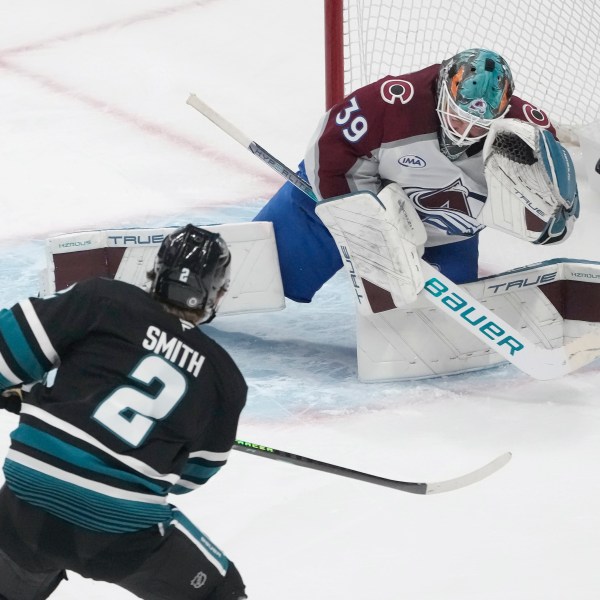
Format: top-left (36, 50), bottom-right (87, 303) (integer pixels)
top-left (357, 259), bottom-right (600, 381)
top-left (40, 222), bottom-right (285, 316)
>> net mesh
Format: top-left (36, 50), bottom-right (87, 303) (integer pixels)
top-left (342, 0), bottom-right (600, 129)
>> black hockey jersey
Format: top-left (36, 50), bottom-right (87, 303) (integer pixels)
top-left (0, 278), bottom-right (247, 533)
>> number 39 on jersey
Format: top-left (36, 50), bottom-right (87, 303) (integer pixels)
top-left (335, 97), bottom-right (368, 142)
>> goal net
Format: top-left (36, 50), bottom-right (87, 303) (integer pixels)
top-left (325, 0), bottom-right (600, 132)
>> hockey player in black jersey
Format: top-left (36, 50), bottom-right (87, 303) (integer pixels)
top-left (0, 225), bottom-right (248, 600)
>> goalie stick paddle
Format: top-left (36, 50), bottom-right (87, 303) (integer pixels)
top-left (186, 93), bottom-right (600, 380)
top-left (419, 262), bottom-right (600, 380)
top-left (233, 440), bottom-right (511, 494)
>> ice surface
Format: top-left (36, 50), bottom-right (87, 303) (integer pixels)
top-left (0, 2), bottom-right (599, 598)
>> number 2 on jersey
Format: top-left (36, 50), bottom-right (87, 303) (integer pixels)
top-left (93, 355), bottom-right (187, 447)
top-left (335, 96), bottom-right (368, 142)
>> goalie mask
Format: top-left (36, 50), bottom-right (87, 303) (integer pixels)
top-left (151, 224), bottom-right (231, 322)
top-left (437, 48), bottom-right (514, 148)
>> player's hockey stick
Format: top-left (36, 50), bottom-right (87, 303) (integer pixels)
top-left (234, 440), bottom-right (511, 494)
top-left (186, 93), bottom-right (600, 380)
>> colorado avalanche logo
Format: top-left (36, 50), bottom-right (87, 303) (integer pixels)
top-left (467, 98), bottom-right (488, 117)
top-left (405, 179), bottom-right (485, 236)
top-left (380, 79), bottom-right (414, 105)
top-left (522, 103), bottom-right (551, 128)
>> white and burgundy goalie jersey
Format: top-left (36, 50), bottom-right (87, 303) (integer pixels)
top-left (304, 64), bottom-right (556, 247)
top-left (0, 278), bottom-right (247, 533)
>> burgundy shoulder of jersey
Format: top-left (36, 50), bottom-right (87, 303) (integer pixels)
top-left (376, 63), bottom-right (441, 143)
top-left (323, 63), bottom-right (440, 152)
top-left (506, 95), bottom-right (557, 137)
top-left (356, 64), bottom-right (439, 143)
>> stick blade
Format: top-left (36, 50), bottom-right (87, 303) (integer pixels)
top-left (424, 452), bottom-right (512, 495)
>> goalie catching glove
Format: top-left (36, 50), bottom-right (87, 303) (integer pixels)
top-left (480, 118), bottom-right (580, 245)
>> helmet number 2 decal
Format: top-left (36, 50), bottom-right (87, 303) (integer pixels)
top-left (179, 267), bottom-right (190, 283)
top-left (335, 97), bottom-right (368, 143)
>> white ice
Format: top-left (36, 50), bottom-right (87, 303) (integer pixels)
top-left (0, 2), bottom-right (599, 599)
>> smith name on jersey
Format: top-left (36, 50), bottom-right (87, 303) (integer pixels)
top-left (0, 278), bottom-right (247, 533)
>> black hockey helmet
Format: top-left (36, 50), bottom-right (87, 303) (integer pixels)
top-left (151, 224), bottom-right (231, 321)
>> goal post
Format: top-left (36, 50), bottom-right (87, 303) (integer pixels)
top-left (324, 0), bottom-right (600, 132)
top-left (324, 0), bottom-right (345, 110)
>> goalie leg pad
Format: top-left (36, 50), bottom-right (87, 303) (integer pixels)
top-left (41, 223), bottom-right (285, 316)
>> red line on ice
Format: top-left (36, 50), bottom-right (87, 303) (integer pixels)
top-left (0, 2), bottom-right (214, 56)
top-left (0, 2), bottom-right (281, 195)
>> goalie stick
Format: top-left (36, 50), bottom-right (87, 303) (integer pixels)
top-left (186, 93), bottom-right (600, 380)
top-left (186, 94), bottom-right (317, 201)
top-left (234, 440), bottom-right (511, 494)
top-left (419, 262), bottom-right (600, 380)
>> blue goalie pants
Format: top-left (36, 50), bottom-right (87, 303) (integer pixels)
top-left (0, 485), bottom-right (245, 600)
top-left (253, 162), bottom-right (480, 303)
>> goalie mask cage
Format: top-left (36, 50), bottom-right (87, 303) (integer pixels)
top-left (324, 0), bottom-right (600, 133)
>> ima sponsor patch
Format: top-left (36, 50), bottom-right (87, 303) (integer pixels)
top-left (398, 155), bottom-right (426, 168)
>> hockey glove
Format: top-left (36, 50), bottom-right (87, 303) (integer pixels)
top-left (0, 386), bottom-right (24, 415)
top-left (481, 118), bottom-right (580, 245)
top-left (535, 128), bottom-right (580, 244)
top-left (315, 183), bottom-right (426, 313)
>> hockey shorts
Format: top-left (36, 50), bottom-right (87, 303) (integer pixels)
top-left (0, 486), bottom-right (246, 600)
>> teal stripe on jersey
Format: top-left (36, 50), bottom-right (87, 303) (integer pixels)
top-left (3, 459), bottom-right (172, 533)
top-left (11, 424), bottom-right (169, 495)
top-left (169, 462), bottom-right (223, 493)
top-left (0, 372), bottom-right (15, 388)
top-left (170, 484), bottom-right (195, 494)
top-left (0, 309), bottom-right (45, 381)
top-left (173, 509), bottom-right (229, 573)
top-left (180, 461), bottom-right (222, 484)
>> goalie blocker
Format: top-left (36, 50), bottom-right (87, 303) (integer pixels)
top-left (315, 182), bottom-right (427, 313)
top-left (480, 118), bottom-right (580, 245)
